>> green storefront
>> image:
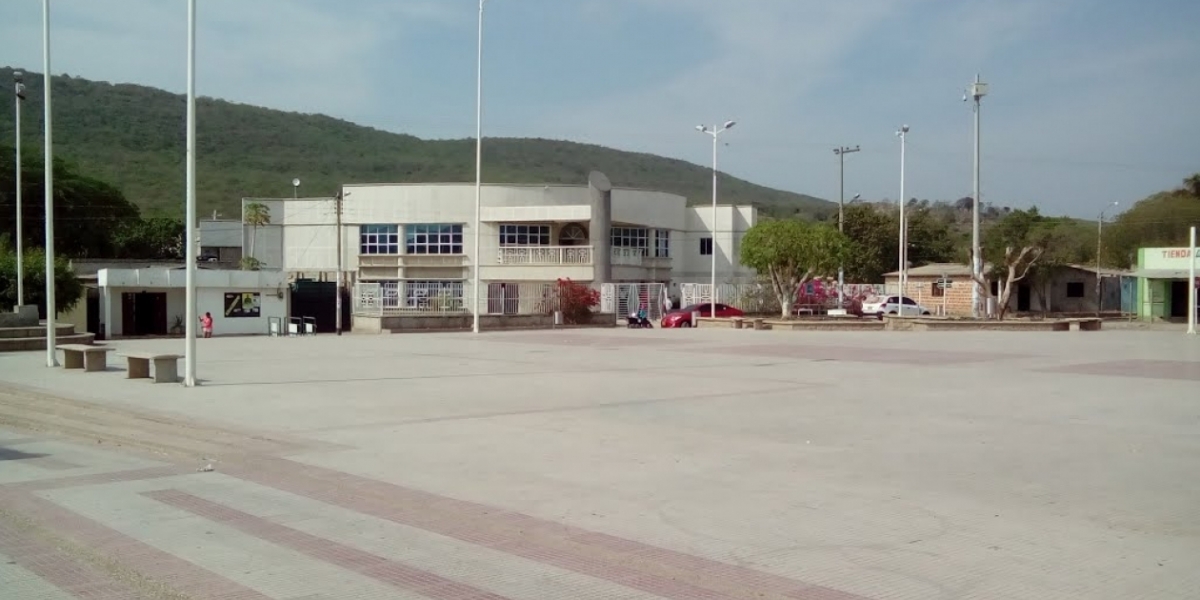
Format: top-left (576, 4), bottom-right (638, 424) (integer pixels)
top-left (1134, 246), bottom-right (1199, 321)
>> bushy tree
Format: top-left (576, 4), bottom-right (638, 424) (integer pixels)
top-left (553, 278), bottom-right (599, 324)
top-left (0, 247), bottom-right (83, 316)
top-left (972, 207), bottom-right (1086, 319)
top-left (1104, 174), bottom-right (1200, 268)
top-left (740, 220), bottom-right (849, 318)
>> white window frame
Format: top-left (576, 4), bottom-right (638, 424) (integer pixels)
top-left (360, 224), bottom-right (399, 255)
top-left (611, 226), bottom-right (650, 256)
top-left (699, 237), bottom-right (713, 256)
top-left (654, 229), bottom-right (671, 258)
top-left (406, 224), bottom-right (463, 255)
top-left (499, 224), bottom-right (551, 246)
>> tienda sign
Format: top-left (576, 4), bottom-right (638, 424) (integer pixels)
top-left (1162, 249), bottom-right (1194, 259)
top-left (1142, 247), bottom-right (1200, 270)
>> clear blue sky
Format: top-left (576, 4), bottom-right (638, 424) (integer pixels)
top-left (2, 0), bottom-right (1198, 217)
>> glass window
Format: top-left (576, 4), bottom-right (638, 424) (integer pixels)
top-left (360, 224), bottom-right (399, 255)
top-left (1066, 282), bottom-right (1085, 298)
top-left (699, 237), bottom-right (713, 256)
top-left (654, 229), bottom-right (671, 258)
top-left (499, 224), bottom-right (551, 246)
top-left (931, 282), bottom-right (945, 297)
top-left (902, 297), bottom-right (918, 305)
top-left (611, 227), bottom-right (650, 256)
top-left (406, 224), bottom-right (463, 255)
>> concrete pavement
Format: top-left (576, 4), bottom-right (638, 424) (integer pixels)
top-left (0, 327), bottom-right (1198, 599)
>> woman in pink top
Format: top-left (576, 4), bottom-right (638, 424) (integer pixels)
top-left (200, 312), bottom-right (214, 338)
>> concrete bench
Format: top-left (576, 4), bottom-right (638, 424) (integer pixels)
top-left (120, 352), bottom-right (182, 384)
top-left (1064, 318), bottom-right (1103, 331)
top-left (59, 344), bottom-right (114, 372)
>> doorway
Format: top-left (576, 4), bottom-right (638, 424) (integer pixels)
top-left (1169, 280), bottom-right (1188, 318)
top-left (121, 292), bottom-right (168, 337)
top-left (1017, 284), bottom-right (1032, 312)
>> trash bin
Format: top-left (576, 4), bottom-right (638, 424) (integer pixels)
top-left (553, 310), bottom-right (563, 326)
top-left (985, 297), bottom-right (997, 318)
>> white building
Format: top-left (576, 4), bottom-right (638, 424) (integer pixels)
top-left (97, 268), bottom-right (287, 338)
top-left (238, 173), bottom-right (758, 311)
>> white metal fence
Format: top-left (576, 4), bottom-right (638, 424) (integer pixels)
top-left (355, 281), bottom-right (582, 317)
top-left (600, 283), bottom-right (667, 321)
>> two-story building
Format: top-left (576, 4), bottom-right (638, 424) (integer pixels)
top-left (238, 172), bottom-right (758, 314)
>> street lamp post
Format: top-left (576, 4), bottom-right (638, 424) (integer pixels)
top-left (13, 72), bottom-right (26, 308)
top-left (292, 178), bottom-right (300, 200)
top-left (965, 75), bottom-right (988, 318)
top-left (696, 121), bottom-right (736, 318)
top-left (183, 0), bottom-right (198, 386)
top-left (834, 145), bottom-right (860, 309)
top-left (1096, 201), bottom-right (1118, 317)
top-left (896, 125), bottom-right (909, 300)
top-left (471, 0), bottom-right (486, 334)
top-left (42, 0), bottom-right (58, 367)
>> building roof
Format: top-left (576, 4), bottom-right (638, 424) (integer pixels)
top-left (1064, 264), bottom-right (1132, 277)
top-left (883, 263), bottom-right (978, 278)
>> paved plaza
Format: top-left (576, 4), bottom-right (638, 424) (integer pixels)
top-left (0, 327), bottom-right (1198, 600)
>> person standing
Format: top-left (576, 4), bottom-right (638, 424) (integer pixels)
top-left (200, 312), bottom-right (214, 338)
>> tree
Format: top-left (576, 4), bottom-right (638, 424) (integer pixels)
top-left (740, 220), bottom-right (849, 318)
top-left (109, 217), bottom-right (184, 259)
top-left (1104, 174), bottom-right (1200, 267)
top-left (840, 204), bottom-right (896, 283)
top-left (243, 202), bottom-right (270, 263)
top-left (972, 208), bottom-right (1057, 319)
top-left (0, 246), bottom-right (84, 317)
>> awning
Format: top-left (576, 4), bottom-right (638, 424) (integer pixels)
top-left (1132, 269), bottom-right (1194, 279)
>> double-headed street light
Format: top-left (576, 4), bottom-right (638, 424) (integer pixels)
top-left (696, 121), bottom-right (736, 318)
top-left (13, 72), bottom-right (26, 308)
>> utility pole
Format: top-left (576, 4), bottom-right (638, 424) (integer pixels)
top-left (1096, 201), bottom-right (1118, 317)
top-left (896, 126), bottom-right (909, 299)
top-left (834, 145), bottom-right (859, 310)
top-left (43, 0), bottom-right (59, 367)
top-left (335, 191), bottom-right (344, 336)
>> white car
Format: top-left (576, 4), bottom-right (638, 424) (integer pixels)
top-left (861, 295), bottom-right (933, 318)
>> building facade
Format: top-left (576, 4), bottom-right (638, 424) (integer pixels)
top-left (1134, 246), bottom-right (1199, 321)
top-left (237, 175), bottom-right (758, 312)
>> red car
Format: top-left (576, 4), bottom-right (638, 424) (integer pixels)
top-left (660, 303), bottom-right (744, 328)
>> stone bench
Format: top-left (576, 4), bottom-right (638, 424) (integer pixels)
top-left (1064, 318), bottom-right (1103, 331)
top-left (120, 352), bottom-right (183, 384)
top-left (59, 344), bottom-right (114, 372)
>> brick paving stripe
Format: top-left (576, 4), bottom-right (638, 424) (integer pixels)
top-left (1, 490), bottom-right (273, 600)
top-left (144, 488), bottom-right (517, 600)
top-left (0, 514), bottom-right (142, 600)
top-left (229, 456), bottom-right (869, 600)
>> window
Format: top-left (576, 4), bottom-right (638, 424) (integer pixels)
top-left (405, 280), bottom-right (464, 310)
top-left (654, 229), bottom-right (671, 258)
top-left (360, 224), bottom-right (399, 255)
top-left (901, 297), bottom-right (918, 306)
top-left (406, 224), bottom-right (463, 255)
top-left (499, 224), bottom-right (550, 246)
top-left (1066, 281), bottom-right (1085, 298)
top-left (700, 237), bottom-right (713, 256)
top-left (931, 282), bottom-right (945, 297)
top-left (611, 227), bottom-right (650, 256)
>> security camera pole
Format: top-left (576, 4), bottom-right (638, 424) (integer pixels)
top-left (966, 75), bottom-right (988, 318)
top-left (896, 126), bottom-right (910, 299)
top-left (697, 121), bottom-right (737, 319)
top-left (13, 72), bottom-right (26, 308)
top-left (834, 145), bottom-right (860, 310)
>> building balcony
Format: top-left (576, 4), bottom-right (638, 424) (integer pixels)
top-left (359, 254), bottom-right (468, 268)
top-left (497, 246), bottom-right (593, 265)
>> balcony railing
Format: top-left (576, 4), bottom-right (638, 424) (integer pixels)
top-left (497, 246), bottom-right (593, 265)
top-left (611, 247), bottom-right (671, 268)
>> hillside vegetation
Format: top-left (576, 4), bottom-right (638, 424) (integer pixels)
top-left (0, 67), bottom-right (831, 219)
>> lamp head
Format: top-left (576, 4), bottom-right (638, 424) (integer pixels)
top-left (900, 124), bottom-right (910, 133)
top-left (695, 125), bottom-right (707, 132)
top-left (292, 178), bottom-right (301, 188)
top-left (13, 71), bottom-right (23, 83)
top-left (852, 193), bottom-right (861, 201)
top-left (723, 120), bottom-right (736, 130)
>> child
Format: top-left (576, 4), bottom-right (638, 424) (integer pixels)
top-left (200, 312), bottom-right (214, 338)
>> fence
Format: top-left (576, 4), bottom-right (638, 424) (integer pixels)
top-left (680, 281), bottom-right (885, 315)
top-left (600, 283), bottom-right (667, 321)
top-left (354, 281), bottom-right (574, 317)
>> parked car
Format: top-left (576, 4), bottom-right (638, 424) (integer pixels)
top-left (661, 303), bottom-right (744, 328)
top-left (860, 295), bottom-right (933, 318)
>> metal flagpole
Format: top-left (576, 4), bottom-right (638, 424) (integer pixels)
top-left (183, 0), bottom-right (198, 386)
top-left (42, 0), bottom-right (58, 367)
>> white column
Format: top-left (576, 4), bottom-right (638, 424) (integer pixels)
top-left (42, 0), bottom-right (58, 367)
top-left (183, 0), bottom-right (198, 385)
top-left (1188, 226), bottom-right (1196, 335)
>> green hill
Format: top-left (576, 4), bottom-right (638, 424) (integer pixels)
top-left (0, 67), bottom-right (832, 219)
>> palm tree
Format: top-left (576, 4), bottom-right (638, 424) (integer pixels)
top-left (243, 202), bottom-right (271, 264)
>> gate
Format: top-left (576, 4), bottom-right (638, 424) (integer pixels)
top-left (601, 283), bottom-right (666, 321)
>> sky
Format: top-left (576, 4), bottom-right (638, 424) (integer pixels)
top-left (2, 0), bottom-right (1198, 218)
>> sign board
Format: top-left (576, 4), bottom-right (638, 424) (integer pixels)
top-left (224, 292), bottom-right (261, 318)
top-left (936, 278), bottom-right (954, 289)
